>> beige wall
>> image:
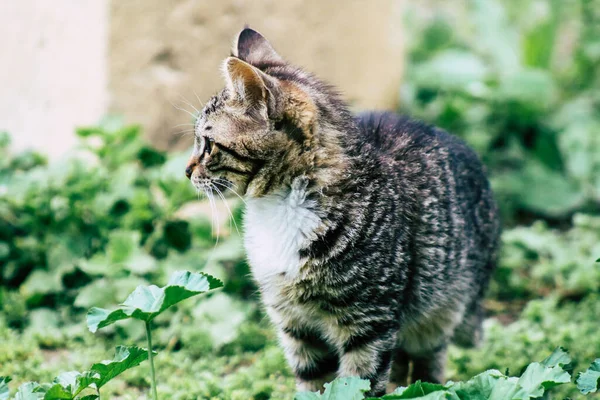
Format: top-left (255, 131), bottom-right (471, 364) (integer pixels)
top-left (1, 1), bottom-right (404, 156)
top-left (110, 0), bottom-right (405, 150)
top-left (0, 0), bottom-right (109, 158)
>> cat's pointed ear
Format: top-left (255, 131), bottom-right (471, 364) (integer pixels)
top-left (232, 27), bottom-right (284, 66)
top-left (223, 57), bottom-right (267, 105)
top-left (223, 57), bottom-right (282, 115)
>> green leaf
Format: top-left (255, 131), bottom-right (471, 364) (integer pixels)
top-left (487, 377), bottom-right (520, 400)
top-left (388, 381), bottom-right (450, 398)
top-left (0, 377), bottom-right (11, 400)
top-left (447, 369), bottom-right (504, 400)
top-left (90, 346), bottom-right (150, 389)
top-left (577, 358), bottom-right (600, 394)
top-left (43, 383), bottom-right (72, 400)
top-left (540, 347), bottom-right (572, 369)
top-left (513, 362), bottom-right (571, 398)
top-left (53, 372), bottom-right (80, 391)
top-left (87, 271), bottom-right (223, 332)
top-left (412, 50), bottom-right (488, 91)
top-left (86, 308), bottom-right (130, 333)
top-left (73, 371), bottom-right (100, 396)
top-left (294, 377), bottom-right (370, 400)
top-left (15, 382), bottom-right (45, 400)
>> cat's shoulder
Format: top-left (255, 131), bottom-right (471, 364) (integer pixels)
top-left (355, 111), bottom-right (479, 163)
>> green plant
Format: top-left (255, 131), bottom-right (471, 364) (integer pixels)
top-left (577, 359), bottom-right (600, 395)
top-left (0, 117), bottom-right (209, 314)
top-left (0, 271), bottom-right (222, 400)
top-left (295, 348), bottom-right (600, 399)
top-left (402, 0), bottom-right (600, 224)
top-left (0, 345), bottom-right (149, 400)
top-left (87, 270), bottom-right (223, 399)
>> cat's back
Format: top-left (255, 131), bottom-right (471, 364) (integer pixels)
top-left (355, 111), bottom-right (478, 168)
top-left (355, 111), bottom-right (500, 260)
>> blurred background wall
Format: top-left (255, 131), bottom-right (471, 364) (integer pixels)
top-left (1, 0), bottom-right (404, 157)
top-left (0, 0), bottom-right (109, 158)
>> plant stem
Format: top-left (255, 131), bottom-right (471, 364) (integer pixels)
top-left (145, 320), bottom-right (158, 400)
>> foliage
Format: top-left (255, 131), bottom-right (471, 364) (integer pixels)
top-left (402, 0), bottom-right (600, 223)
top-left (296, 348), bottom-right (596, 399)
top-left (577, 359), bottom-right (600, 395)
top-left (1, 0), bottom-right (600, 399)
top-left (295, 377), bottom-right (371, 400)
top-left (492, 213), bottom-right (600, 300)
top-left (87, 270), bottom-right (222, 400)
top-left (1, 346), bottom-right (148, 400)
top-left (87, 271), bottom-right (223, 332)
top-left (2, 270), bottom-right (221, 400)
top-left (0, 117), bottom-right (207, 314)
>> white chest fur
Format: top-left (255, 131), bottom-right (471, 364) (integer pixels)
top-left (243, 183), bottom-right (321, 283)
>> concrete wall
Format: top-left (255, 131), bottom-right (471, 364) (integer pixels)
top-left (0, 0), bottom-right (109, 157)
top-left (1, 1), bottom-right (404, 157)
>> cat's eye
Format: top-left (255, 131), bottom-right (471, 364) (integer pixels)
top-left (204, 137), bottom-right (214, 155)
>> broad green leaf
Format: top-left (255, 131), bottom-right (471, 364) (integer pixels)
top-left (43, 383), bottom-right (72, 400)
top-left (294, 377), bottom-right (370, 400)
top-left (488, 377), bottom-right (519, 400)
top-left (412, 50), bottom-right (488, 91)
top-left (73, 371), bottom-right (100, 396)
top-left (496, 69), bottom-right (556, 110)
top-left (107, 230), bottom-right (138, 264)
top-left (87, 308), bottom-right (130, 333)
top-left (90, 346), bottom-right (150, 388)
top-left (447, 369), bottom-right (504, 400)
top-left (15, 382), bottom-right (45, 400)
top-left (0, 377), bottom-right (11, 400)
top-left (516, 161), bottom-right (585, 217)
top-left (540, 347), bottom-right (572, 369)
top-left (577, 358), bottom-right (600, 394)
top-left (513, 362), bottom-right (571, 399)
top-left (78, 396), bottom-right (99, 400)
top-left (53, 371), bottom-right (80, 391)
top-left (388, 381), bottom-right (450, 398)
top-left (87, 271), bottom-right (223, 332)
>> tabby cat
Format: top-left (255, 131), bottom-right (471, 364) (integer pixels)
top-left (185, 27), bottom-right (501, 396)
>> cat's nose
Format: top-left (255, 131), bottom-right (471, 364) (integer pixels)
top-left (185, 166), bottom-right (193, 179)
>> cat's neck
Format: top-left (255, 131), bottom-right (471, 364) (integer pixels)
top-left (243, 177), bottom-right (322, 282)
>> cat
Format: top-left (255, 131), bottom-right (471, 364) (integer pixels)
top-left (185, 27), bottom-right (501, 397)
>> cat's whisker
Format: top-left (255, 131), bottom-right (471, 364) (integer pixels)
top-left (172, 123), bottom-right (195, 129)
top-left (214, 180), bottom-right (247, 206)
top-left (170, 100), bottom-right (198, 120)
top-left (208, 189), bottom-right (221, 249)
top-left (177, 94), bottom-right (200, 114)
top-left (206, 188), bottom-right (220, 247)
top-left (216, 178), bottom-right (239, 190)
top-left (193, 89), bottom-right (205, 108)
top-left (173, 129), bottom-right (196, 137)
top-left (213, 184), bottom-right (241, 236)
top-left (212, 184), bottom-right (233, 235)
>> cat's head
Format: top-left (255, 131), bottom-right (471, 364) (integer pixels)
top-left (185, 28), bottom-right (350, 198)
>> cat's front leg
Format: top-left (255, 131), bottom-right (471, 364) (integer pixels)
top-left (278, 326), bottom-right (339, 392)
top-left (337, 332), bottom-right (398, 396)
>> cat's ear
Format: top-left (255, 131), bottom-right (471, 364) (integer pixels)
top-left (222, 57), bottom-right (282, 115)
top-left (223, 57), bottom-right (267, 105)
top-left (232, 27), bottom-right (284, 66)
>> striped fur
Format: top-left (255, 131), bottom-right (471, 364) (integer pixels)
top-left (185, 28), bottom-right (501, 396)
